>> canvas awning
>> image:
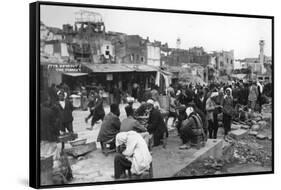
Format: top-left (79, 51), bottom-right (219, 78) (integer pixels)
top-left (82, 63), bottom-right (133, 73)
top-left (63, 72), bottom-right (88, 77)
top-left (231, 74), bottom-right (247, 80)
top-left (81, 63), bottom-right (158, 73)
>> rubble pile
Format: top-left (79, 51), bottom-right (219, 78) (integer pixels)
top-left (174, 102), bottom-right (272, 177)
top-left (174, 156), bottom-right (227, 176)
top-left (227, 103), bottom-right (272, 166)
top-left (231, 102), bottom-right (272, 141)
top-left (201, 156), bottom-right (226, 175)
top-left (232, 138), bottom-right (271, 166)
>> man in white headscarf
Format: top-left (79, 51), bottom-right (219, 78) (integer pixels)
top-left (146, 99), bottom-right (167, 147)
top-left (206, 91), bottom-right (221, 139)
top-left (222, 88), bottom-right (234, 138)
top-left (114, 131), bottom-right (152, 179)
top-left (179, 106), bottom-right (204, 149)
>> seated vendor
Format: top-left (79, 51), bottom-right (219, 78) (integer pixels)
top-left (120, 106), bottom-right (147, 133)
top-left (114, 131), bottom-right (152, 179)
top-left (179, 106), bottom-right (205, 150)
top-left (97, 104), bottom-right (121, 150)
top-left (121, 106), bottom-right (150, 144)
top-left (146, 99), bottom-right (167, 147)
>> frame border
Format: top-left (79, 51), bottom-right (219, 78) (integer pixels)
top-left (29, 1), bottom-right (274, 189)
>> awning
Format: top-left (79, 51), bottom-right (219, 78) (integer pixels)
top-left (81, 63), bottom-right (158, 73)
top-left (63, 72), bottom-right (88, 77)
top-left (82, 63), bottom-right (133, 73)
top-left (126, 64), bottom-right (158, 72)
top-left (231, 74), bottom-right (247, 80)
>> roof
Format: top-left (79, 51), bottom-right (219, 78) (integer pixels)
top-left (231, 74), bottom-right (248, 79)
top-left (81, 63), bottom-right (158, 73)
top-left (63, 72), bottom-right (88, 77)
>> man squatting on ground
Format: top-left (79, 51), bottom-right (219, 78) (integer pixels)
top-left (114, 131), bottom-right (152, 179)
top-left (97, 104), bottom-right (121, 150)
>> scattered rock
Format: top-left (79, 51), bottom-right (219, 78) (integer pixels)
top-left (251, 120), bottom-right (257, 125)
top-left (256, 134), bottom-right (266, 140)
top-left (262, 113), bottom-right (272, 121)
top-left (214, 171), bottom-right (222, 175)
top-left (249, 131), bottom-right (258, 136)
top-left (251, 125), bottom-right (260, 131)
top-left (258, 121), bottom-right (267, 128)
top-left (190, 169), bottom-right (199, 176)
top-left (268, 136), bottom-right (272, 140)
top-left (77, 156), bottom-right (85, 161)
top-left (254, 161), bottom-right (262, 166)
top-left (229, 129), bottom-right (248, 139)
top-left (231, 124), bottom-right (240, 130)
top-left (252, 112), bottom-right (262, 118)
top-left (241, 125), bottom-right (250, 130)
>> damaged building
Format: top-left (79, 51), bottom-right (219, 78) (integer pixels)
top-left (210, 50), bottom-right (234, 76)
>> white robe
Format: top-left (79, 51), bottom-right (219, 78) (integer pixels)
top-left (116, 131), bottom-right (152, 175)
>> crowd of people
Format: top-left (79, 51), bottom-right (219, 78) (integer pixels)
top-left (40, 79), bottom-right (271, 182)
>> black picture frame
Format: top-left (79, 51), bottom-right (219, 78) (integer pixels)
top-left (30, 1), bottom-right (274, 188)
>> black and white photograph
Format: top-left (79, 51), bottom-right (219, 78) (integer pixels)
top-left (33, 2), bottom-right (273, 188)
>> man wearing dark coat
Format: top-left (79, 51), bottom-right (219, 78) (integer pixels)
top-left (48, 83), bottom-right (58, 105)
top-left (240, 83), bottom-right (249, 106)
top-left (146, 99), bottom-right (167, 147)
top-left (40, 94), bottom-right (62, 184)
top-left (41, 94), bottom-right (60, 143)
top-left (120, 106), bottom-right (147, 133)
top-left (97, 104), bottom-right (121, 149)
top-left (86, 90), bottom-right (105, 130)
top-left (53, 90), bottom-right (74, 133)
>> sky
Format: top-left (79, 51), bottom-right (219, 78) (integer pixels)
top-left (40, 5), bottom-right (272, 59)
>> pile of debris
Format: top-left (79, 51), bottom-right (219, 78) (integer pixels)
top-left (229, 102), bottom-right (272, 141)
top-left (225, 103), bottom-right (272, 165)
top-left (231, 138), bottom-right (272, 166)
top-left (174, 155), bottom-right (227, 176)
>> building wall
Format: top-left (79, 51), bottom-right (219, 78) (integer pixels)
top-left (44, 44), bottom-right (54, 55)
top-left (61, 43), bottom-right (69, 57)
top-left (213, 50), bottom-right (234, 75)
top-left (121, 35), bottom-right (146, 64)
top-left (147, 44), bottom-right (161, 67)
top-left (164, 50), bottom-right (193, 66)
top-left (100, 41), bottom-right (115, 59)
top-left (43, 42), bottom-right (69, 58)
top-left (193, 54), bottom-right (211, 67)
top-left (189, 47), bottom-right (204, 56)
